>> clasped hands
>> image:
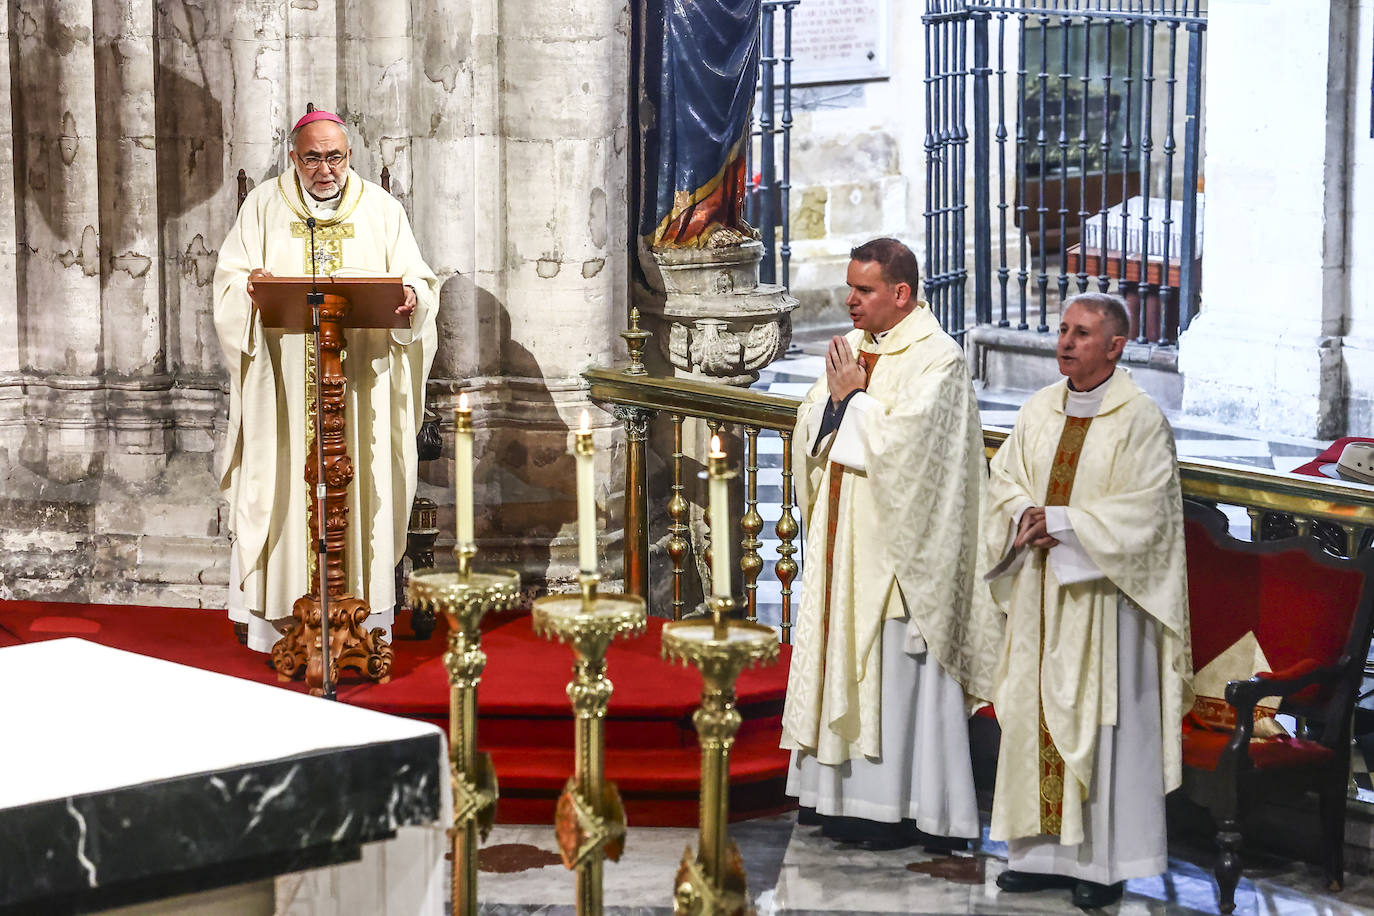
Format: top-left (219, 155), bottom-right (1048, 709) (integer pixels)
top-left (1014, 506), bottom-right (1060, 550)
top-left (246, 268), bottom-right (417, 317)
top-left (825, 336), bottom-right (868, 404)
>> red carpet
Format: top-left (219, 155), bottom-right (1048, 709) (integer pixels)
top-left (0, 600), bottom-right (794, 826)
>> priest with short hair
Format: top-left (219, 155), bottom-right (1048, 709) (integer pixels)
top-left (982, 292), bottom-right (1192, 908)
top-left (213, 110), bottom-right (440, 652)
top-left (781, 238), bottom-right (1000, 851)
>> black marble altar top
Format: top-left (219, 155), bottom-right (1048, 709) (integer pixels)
top-left (0, 639), bottom-right (445, 914)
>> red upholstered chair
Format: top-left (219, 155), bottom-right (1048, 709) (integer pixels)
top-left (1181, 500), bottom-right (1374, 914)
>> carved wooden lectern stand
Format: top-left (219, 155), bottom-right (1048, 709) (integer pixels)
top-left (251, 276), bottom-right (409, 697)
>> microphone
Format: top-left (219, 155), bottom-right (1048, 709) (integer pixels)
top-left (306, 215), bottom-right (323, 313)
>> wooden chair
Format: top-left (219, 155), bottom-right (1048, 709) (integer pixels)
top-left (1180, 499), bottom-right (1374, 913)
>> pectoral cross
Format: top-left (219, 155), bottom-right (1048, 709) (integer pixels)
top-left (290, 220), bottom-right (355, 276)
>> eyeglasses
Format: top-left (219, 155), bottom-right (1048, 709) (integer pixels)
top-left (300, 152), bottom-right (348, 170)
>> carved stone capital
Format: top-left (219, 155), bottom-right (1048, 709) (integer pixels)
top-left (608, 403), bottom-right (656, 440)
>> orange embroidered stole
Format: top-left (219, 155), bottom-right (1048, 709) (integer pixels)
top-left (819, 350), bottom-right (882, 684)
top-left (1037, 414), bottom-right (1094, 835)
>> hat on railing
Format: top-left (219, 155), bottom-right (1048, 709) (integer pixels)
top-left (1335, 441), bottom-right (1374, 485)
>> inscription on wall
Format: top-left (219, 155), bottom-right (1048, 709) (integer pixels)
top-left (785, 0), bottom-right (889, 84)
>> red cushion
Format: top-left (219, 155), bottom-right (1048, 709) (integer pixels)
top-left (1181, 722), bottom-right (1336, 771)
top-left (1185, 518), bottom-right (1364, 708)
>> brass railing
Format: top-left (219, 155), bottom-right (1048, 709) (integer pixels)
top-left (587, 365), bottom-right (1374, 644)
top-left (587, 367), bottom-right (803, 641)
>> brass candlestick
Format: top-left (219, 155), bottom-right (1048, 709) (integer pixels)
top-left (620, 307), bottom-right (651, 376)
top-left (532, 574), bottom-right (647, 916)
top-left (662, 596), bottom-right (780, 916)
top-left (408, 557), bottom-right (521, 916)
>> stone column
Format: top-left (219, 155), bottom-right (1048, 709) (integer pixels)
top-left (1340, 0), bottom-right (1374, 435)
top-left (0, 8), bottom-right (18, 380)
top-left (465, 0), bottom-right (630, 586)
top-left (341, 0), bottom-right (412, 197)
top-left (285, 0), bottom-right (338, 117)
top-left (95, 0), bottom-right (169, 483)
top-left (1178, 0), bottom-right (1351, 437)
top-left (412, 0), bottom-right (482, 384)
top-left (14, 0), bottom-right (103, 481)
top-left (224, 0), bottom-right (288, 188)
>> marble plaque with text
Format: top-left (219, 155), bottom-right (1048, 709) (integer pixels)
top-left (782, 0), bottom-right (890, 85)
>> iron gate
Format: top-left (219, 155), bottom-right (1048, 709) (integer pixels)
top-left (925, 0), bottom-right (1207, 343)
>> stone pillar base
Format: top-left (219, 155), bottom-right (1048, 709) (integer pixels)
top-left (1179, 313), bottom-right (1344, 439)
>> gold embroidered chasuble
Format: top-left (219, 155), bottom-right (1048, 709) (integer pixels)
top-left (781, 306), bottom-right (1002, 766)
top-left (983, 369), bottom-right (1192, 845)
top-left (213, 169), bottom-right (440, 629)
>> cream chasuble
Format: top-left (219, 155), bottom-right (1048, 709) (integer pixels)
top-left (780, 306), bottom-right (1001, 766)
top-left (214, 170), bottom-right (440, 648)
top-left (983, 369), bottom-right (1192, 846)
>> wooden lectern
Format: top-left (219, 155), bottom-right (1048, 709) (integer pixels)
top-left (250, 276), bottom-right (408, 697)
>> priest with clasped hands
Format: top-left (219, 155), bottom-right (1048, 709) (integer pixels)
top-left (982, 292), bottom-right (1192, 909)
top-left (780, 238), bottom-right (1001, 853)
top-left (213, 109), bottom-right (440, 652)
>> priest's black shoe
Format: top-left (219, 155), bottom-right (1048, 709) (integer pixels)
top-left (1072, 879), bottom-right (1124, 909)
top-left (995, 869), bottom-right (1076, 893)
top-left (797, 806), bottom-right (822, 826)
top-left (820, 815), bottom-right (915, 850)
top-left (902, 822), bottom-right (970, 854)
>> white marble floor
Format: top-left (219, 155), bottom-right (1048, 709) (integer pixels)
top-left (474, 813), bottom-right (1374, 915)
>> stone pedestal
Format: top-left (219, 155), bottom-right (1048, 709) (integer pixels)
top-left (643, 242), bottom-right (797, 386)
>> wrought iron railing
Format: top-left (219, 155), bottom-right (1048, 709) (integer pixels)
top-left (925, 0), bottom-right (1207, 343)
top-left (747, 0), bottom-right (801, 290)
top-left (587, 365), bottom-right (1374, 649)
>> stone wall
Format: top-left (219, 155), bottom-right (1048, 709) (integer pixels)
top-left (1178, 0), bottom-right (1362, 438)
top-left (1341, 0), bottom-right (1374, 437)
top-left (0, 0), bottom-right (630, 606)
top-left (781, 1), bottom-right (928, 326)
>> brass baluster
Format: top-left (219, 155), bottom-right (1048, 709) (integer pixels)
top-left (668, 415), bottom-right (689, 620)
top-left (740, 426), bottom-right (763, 622)
top-left (1296, 517), bottom-right (1313, 539)
top-left (775, 430), bottom-right (799, 645)
top-left (1343, 523), bottom-right (1364, 559)
top-left (610, 405), bottom-right (654, 601)
top-left (1246, 506), bottom-right (1263, 542)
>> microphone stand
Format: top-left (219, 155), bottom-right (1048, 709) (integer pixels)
top-left (306, 215), bottom-right (335, 701)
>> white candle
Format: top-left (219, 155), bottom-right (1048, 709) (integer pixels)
top-left (456, 393), bottom-right (474, 548)
top-left (576, 410), bottom-right (597, 575)
top-left (708, 435), bottom-right (731, 598)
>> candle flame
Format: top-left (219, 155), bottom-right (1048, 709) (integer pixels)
top-left (710, 434), bottom-right (724, 457)
top-left (579, 409), bottom-right (590, 434)
top-left (458, 391), bottom-right (469, 411)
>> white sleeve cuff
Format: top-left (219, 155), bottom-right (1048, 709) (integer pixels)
top-left (828, 390), bottom-right (878, 470)
top-left (1046, 509), bottom-right (1105, 585)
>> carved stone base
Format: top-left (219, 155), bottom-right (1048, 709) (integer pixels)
top-left (643, 241), bottom-right (796, 385)
top-left (272, 593), bottom-right (394, 697)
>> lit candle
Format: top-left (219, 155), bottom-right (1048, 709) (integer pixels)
top-left (708, 435), bottom-right (731, 598)
top-left (456, 392), bottom-right (474, 549)
top-left (575, 409), bottom-right (596, 575)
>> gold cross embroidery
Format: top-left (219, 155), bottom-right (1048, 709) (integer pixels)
top-left (290, 220), bottom-right (355, 275)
